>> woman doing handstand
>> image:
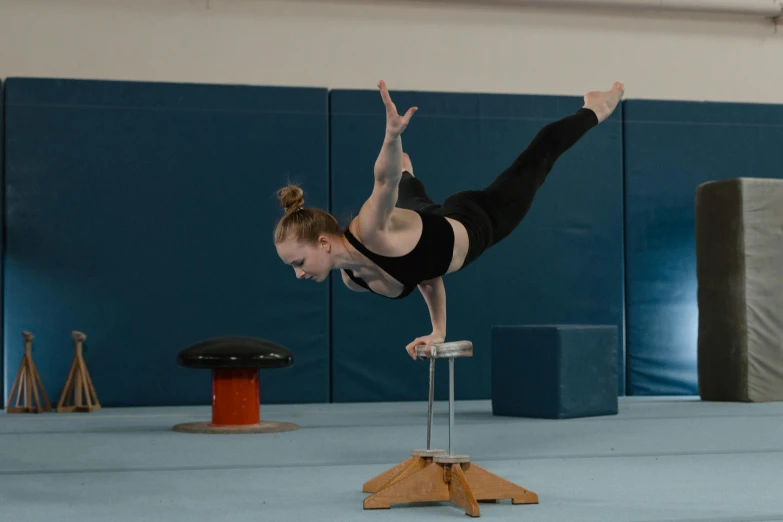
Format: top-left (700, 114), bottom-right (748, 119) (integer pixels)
top-left (274, 80), bottom-right (624, 359)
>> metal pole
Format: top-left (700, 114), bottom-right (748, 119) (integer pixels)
top-left (427, 356), bottom-right (435, 450)
top-left (448, 357), bottom-right (455, 456)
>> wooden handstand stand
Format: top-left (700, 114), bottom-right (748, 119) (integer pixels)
top-left (362, 340), bottom-right (538, 517)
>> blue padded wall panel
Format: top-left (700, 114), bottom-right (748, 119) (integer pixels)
top-left (330, 89), bottom-right (625, 402)
top-left (624, 100), bottom-right (783, 395)
top-left (3, 78), bottom-right (330, 407)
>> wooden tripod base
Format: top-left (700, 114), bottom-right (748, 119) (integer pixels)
top-left (6, 332), bottom-right (52, 413)
top-left (57, 331), bottom-right (100, 413)
top-left (362, 453), bottom-right (538, 517)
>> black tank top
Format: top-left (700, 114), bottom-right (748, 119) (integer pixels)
top-left (342, 211), bottom-right (455, 299)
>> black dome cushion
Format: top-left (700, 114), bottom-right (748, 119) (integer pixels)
top-left (177, 337), bottom-right (294, 369)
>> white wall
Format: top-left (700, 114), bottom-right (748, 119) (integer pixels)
top-left (0, 0), bottom-right (781, 103)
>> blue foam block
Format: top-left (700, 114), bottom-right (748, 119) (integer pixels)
top-left (491, 325), bottom-right (618, 419)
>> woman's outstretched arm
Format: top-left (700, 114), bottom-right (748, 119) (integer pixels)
top-left (373, 133), bottom-right (403, 192)
top-left (359, 81), bottom-right (418, 233)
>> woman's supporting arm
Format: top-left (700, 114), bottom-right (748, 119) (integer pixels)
top-left (404, 277), bottom-right (447, 359)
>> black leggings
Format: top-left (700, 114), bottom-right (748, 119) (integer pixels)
top-left (397, 107), bottom-right (599, 269)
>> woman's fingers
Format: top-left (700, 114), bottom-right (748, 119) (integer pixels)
top-left (406, 337), bottom-right (424, 359)
top-left (378, 81), bottom-right (416, 136)
top-left (378, 80), bottom-right (394, 108)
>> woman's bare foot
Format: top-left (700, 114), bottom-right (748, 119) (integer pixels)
top-left (402, 152), bottom-right (414, 176)
top-left (583, 82), bottom-right (624, 123)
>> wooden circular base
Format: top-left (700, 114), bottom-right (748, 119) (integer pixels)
top-left (411, 449), bottom-right (447, 457)
top-left (172, 421), bottom-right (299, 434)
top-left (434, 454), bottom-right (471, 464)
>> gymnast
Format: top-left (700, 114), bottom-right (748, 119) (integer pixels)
top-left (274, 80), bottom-right (624, 359)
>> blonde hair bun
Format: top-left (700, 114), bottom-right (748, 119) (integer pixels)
top-left (276, 185), bottom-right (304, 214)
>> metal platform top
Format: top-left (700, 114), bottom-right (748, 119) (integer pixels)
top-left (414, 341), bottom-right (473, 359)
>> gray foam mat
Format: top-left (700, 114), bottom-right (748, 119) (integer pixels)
top-left (696, 177), bottom-right (783, 402)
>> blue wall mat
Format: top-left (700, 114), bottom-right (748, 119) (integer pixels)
top-left (3, 78), bottom-right (330, 407)
top-left (623, 100), bottom-right (783, 395)
top-left (330, 88), bottom-right (625, 402)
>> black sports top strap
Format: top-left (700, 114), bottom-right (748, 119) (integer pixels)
top-left (341, 211), bottom-right (454, 300)
top-left (342, 268), bottom-right (417, 300)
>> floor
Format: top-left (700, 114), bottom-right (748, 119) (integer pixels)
top-left (1, 397), bottom-right (783, 521)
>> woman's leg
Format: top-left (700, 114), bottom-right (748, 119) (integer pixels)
top-left (480, 82), bottom-right (624, 245)
top-left (437, 82), bottom-right (624, 270)
top-left (479, 108), bottom-right (598, 242)
top-left (396, 154), bottom-right (441, 213)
